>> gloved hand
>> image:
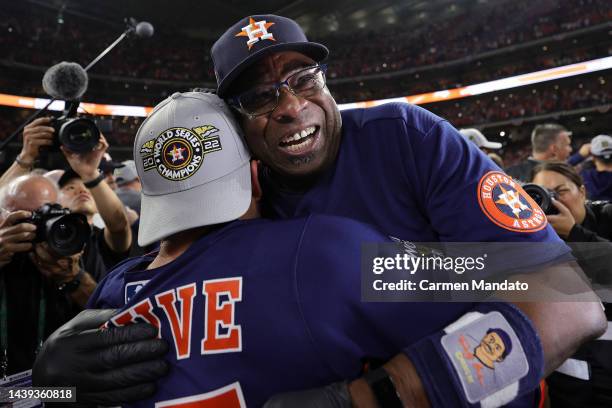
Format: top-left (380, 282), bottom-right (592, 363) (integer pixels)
top-left (32, 309), bottom-right (169, 405)
top-left (263, 381), bottom-right (351, 408)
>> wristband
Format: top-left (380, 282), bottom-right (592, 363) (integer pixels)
top-left (84, 172), bottom-right (105, 188)
top-left (404, 302), bottom-right (543, 407)
top-left (15, 154), bottom-right (34, 170)
top-left (363, 367), bottom-right (403, 408)
top-left (57, 269), bottom-right (84, 293)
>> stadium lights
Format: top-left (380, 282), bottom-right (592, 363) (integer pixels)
top-left (1, 56), bottom-right (611, 117)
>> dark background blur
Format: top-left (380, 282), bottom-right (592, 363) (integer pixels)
top-left (0, 0), bottom-right (610, 168)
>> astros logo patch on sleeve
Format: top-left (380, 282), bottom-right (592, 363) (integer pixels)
top-left (477, 171), bottom-right (547, 233)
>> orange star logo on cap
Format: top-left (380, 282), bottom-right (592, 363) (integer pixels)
top-left (235, 17), bottom-right (275, 50)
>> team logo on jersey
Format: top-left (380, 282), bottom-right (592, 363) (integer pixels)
top-left (140, 126), bottom-right (222, 181)
top-left (477, 171), bottom-right (547, 233)
top-left (125, 280), bottom-right (150, 304)
top-left (235, 17), bottom-right (275, 50)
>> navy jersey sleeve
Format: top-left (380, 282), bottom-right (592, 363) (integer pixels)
top-left (398, 113), bottom-right (558, 243)
top-left (295, 215), bottom-right (476, 378)
top-left (375, 104), bottom-right (571, 276)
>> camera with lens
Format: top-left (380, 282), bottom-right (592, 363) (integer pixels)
top-left (523, 183), bottom-right (559, 215)
top-left (51, 101), bottom-right (100, 153)
top-left (21, 203), bottom-right (91, 256)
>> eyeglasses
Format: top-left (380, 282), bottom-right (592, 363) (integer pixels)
top-left (229, 64), bottom-right (328, 119)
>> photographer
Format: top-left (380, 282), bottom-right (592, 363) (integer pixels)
top-left (0, 116), bottom-right (132, 271)
top-left (530, 161), bottom-right (612, 407)
top-left (0, 174), bottom-right (96, 377)
top-left (56, 134), bottom-right (132, 272)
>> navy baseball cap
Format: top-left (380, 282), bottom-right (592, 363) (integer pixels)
top-left (212, 15), bottom-right (329, 98)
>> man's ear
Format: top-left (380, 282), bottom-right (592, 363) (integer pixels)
top-left (250, 160), bottom-right (262, 202)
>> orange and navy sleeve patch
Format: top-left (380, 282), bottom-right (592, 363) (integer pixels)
top-left (477, 171), bottom-right (547, 233)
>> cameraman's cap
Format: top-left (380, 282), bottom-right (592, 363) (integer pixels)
top-left (99, 153), bottom-right (124, 174)
top-left (134, 91), bottom-right (251, 246)
top-left (212, 14), bottom-right (329, 97)
top-left (590, 134), bottom-right (612, 159)
top-left (459, 128), bottom-right (502, 150)
top-left (57, 168), bottom-right (80, 188)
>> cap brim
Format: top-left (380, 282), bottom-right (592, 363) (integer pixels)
top-left (116, 178), bottom-right (137, 186)
top-left (100, 162), bottom-right (125, 172)
top-left (138, 161), bottom-right (251, 246)
top-left (483, 141), bottom-right (502, 149)
top-left (57, 168), bottom-right (80, 187)
top-left (217, 42), bottom-right (329, 97)
top-left (593, 151), bottom-right (612, 158)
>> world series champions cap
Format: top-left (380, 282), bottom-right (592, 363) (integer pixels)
top-left (134, 91), bottom-right (251, 246)
top-left (212, 14), bottom-right (329, 97)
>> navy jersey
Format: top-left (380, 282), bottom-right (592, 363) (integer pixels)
top-left (89, 215), bottom-right (484, 407)
top-left (581, 167), bottom-right (612, 201)
top-left (261, 103), bottom-right (567, 248)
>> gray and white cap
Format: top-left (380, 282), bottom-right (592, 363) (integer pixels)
top-left (590, 134), bottom-right (612, 159)
top-left (134, 91), bottom-right (251, 246)
top-left (459, 128), bottom-right (502, 150)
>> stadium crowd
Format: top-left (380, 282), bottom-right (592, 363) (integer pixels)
top-left (0, 4), bottom-right (611, 407)
top-left (0, 0), bottom-right (609, 84)
top-left (429, 75), bottom-right (610, 128)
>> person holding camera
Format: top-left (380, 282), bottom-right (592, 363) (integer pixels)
top-left (0, 116), bottom-right (132, 271)
top-left (531, 161), bottom-right (612, 243)
top-left (0, 117), bottom-right (55, 188)
top-left (0, 174), bottom-right (97, 377)
top-left (530, 161), bottom-right (612, 407)
top-left (55, 134), bottom-right (132, 272)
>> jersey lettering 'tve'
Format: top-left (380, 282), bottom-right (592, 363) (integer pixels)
top-left (110, 277), bottom-right (243, 359)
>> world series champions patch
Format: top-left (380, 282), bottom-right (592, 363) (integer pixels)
top-left (140, 125), bottom-right (222, 181)
top-left (477, 171), bottom-right (547, 233)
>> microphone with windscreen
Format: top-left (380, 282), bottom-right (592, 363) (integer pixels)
top-left (42, 61), bottom-right (89, 101)
top-left (0, 17), bottom-right (155, 152)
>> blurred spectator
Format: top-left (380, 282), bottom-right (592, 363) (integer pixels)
top-left (459, 128), bottom-right (502, 153)
top-left (99, 153), bottom-right (124, 191)
top-left (0, 175), bottom-right (96, 376)
top-left (530, 161), bottom-right (612, 407)
top-left (506, 123), bottom-right (573, 182)
top-left (576, 135), bottom-right (612, 201)
top-left (114, 160), bottom-right (141, 214)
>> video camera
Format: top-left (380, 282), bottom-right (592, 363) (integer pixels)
top-left (523, 183), bottom-right (559, 215)
top-left (20, 203), bottom-right (91, 256)
top-left (51, 101), bottom-right (100, 153)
